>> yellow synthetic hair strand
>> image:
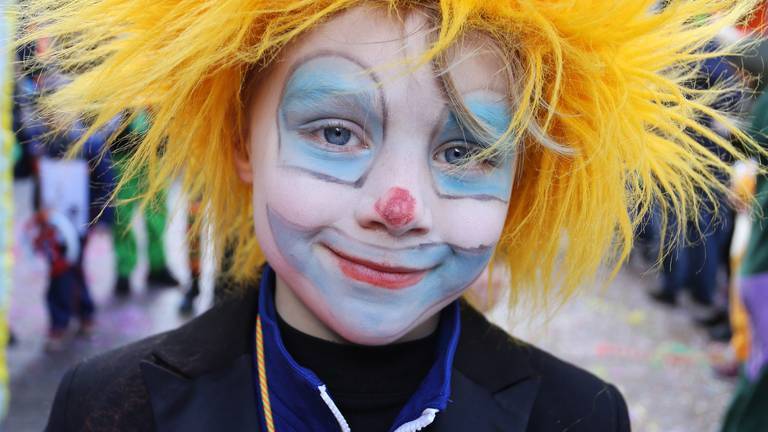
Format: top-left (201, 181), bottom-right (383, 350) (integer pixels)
top-left (18, 0), bottom-right (764, 309)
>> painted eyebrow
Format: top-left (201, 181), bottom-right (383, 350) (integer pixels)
top-left (281, 50), bottom-right (388, 129)
top-left (282, 89), bottom-right (377, 123)
top-left (434, 99), bottom-right (513, 145)
top-left (465, 99), bottom-right (512, 135)
top-left (282, 88), bottom-right (379, 129)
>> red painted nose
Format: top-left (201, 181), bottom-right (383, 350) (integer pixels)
top-left (374, 187), bottom-right (416, 228)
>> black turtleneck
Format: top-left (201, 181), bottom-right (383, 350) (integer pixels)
top-left (276, 312), bottom-right (439, 432)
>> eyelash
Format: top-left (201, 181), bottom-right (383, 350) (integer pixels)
top-left (298, 120), bottom-right (501, 173)
top-left (432, 141), bottom-right (500, 173)
top-left (300, 119), bottom-right (368, 153)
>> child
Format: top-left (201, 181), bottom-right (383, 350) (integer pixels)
top-left (111, 110), bottom-right (181, 296)
top-left (27, 0), bottom-right (762, 430)
top-left (29, 209), bottom-right (88, 351)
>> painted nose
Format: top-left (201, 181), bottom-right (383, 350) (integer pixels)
top-left (356, 186), bottom-right (431, 236)
top-left (375, 187), bottom-right (416, 228)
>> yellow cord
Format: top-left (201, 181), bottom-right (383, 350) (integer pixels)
top-left (256, 315), bottom-right (275, 432)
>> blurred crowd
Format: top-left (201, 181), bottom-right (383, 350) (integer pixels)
top-left (629, 7), bottom-right (768, 431)
top-left (7, 4), bottom-right (768, 432)
top-left (10, 36), bottom-right (223, 353)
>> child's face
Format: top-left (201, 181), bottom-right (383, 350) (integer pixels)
top-left (241, 6), bottom-right (514, 344)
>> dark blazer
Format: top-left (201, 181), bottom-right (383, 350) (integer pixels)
top-left (46, 287), bottom-right (630, 431)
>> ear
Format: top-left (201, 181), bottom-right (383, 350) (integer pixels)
top-left (233, 146), bottom-right (253, 184)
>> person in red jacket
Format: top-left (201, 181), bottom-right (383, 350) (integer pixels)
top-left (28, 209), bottom-right (83, 351)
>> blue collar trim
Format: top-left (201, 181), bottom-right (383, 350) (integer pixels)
top-left (253, 265), bottom-right (461, 431)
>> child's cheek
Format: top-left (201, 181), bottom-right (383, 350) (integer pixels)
top-left (262, 164), bottom-right (358, 229)
top-left (432, 197), bottom-right (508, 250)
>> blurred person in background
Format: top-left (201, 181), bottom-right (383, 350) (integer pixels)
top-left (17, 62), bottom-right (119, 350)
top-left (720, 86), bottom-right (768, 432)
top-left (704, 7), bottom-right (768, 379)
top-left (717, 9), bottom-right (768, 421)
top-left (649, 43), bottom-right (741, 328)
top-left (9, 38), bottom-right (47, 349)
top-left (178, 237), bottom-right (249, 315)
top-left (12, 65), bottom-right (36, 180)
top-left (28, 208), bottom-right (81, 351)
top-left (178, 199), bottom-right (201, 315)
top-left (111, 110), bottom-right (180, 297)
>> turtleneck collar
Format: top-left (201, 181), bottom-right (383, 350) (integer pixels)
top-left (252, 265), bottom-right (461, 431)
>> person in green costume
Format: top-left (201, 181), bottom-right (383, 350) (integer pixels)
top-left (721, 89), bottom-right (768, 432)
top-left (112, 111), bottom-right (179, 296)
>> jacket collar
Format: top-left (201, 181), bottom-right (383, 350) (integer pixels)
top-left (439, 301), bottom-right (542, 431)
top-left (141, 283), bottom-right (260, 431)
top-left (139, 271), bottom-right (541, 431)
top-left (255, 265), bottom-right (462, 431)
top-left (431, 369), bottom-right (540, 431)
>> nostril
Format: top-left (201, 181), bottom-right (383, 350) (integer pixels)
top-left (374, 187), bottom-right (416, 228)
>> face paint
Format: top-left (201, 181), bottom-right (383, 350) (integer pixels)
top-left (247, 7), bottom-right (514, 344)
top-left (431, 93), bottom-right (515, 202)
top-left (374, 187), bottom-right (416, 228)
top-left (267, 206), bottom-right (493, 337)
top-left (278, 55), bottom-right (383, 185)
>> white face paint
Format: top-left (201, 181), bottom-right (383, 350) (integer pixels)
top-left (241, 6), bottom-right (514, 345)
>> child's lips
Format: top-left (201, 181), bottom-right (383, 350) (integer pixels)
top-left (325, 246), bottom-right (430, 290)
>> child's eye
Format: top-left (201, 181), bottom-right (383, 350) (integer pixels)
top-left (434, 141), bottom-right (497, 171)
top-left (323, 126), bottom-right (352, 146)
top-left (300, 120), bottom-right (367, 153)
top-left (443, 145), bottom-right (473, 164)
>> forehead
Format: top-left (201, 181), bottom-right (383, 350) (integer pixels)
top-left (271, 5), bottom-right (509, 98)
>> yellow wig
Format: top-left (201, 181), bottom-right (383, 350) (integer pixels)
top-left (19, 0), bottom-right (763, 307)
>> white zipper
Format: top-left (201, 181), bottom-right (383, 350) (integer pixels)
top-left (392, 408), bottom-right (439, 432)
top-left (318, 385), bottom-right (439, 432)
top-left (318, 385), bottom-right (351, 432)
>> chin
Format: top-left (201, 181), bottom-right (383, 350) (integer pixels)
top-left (319, 291), bottom-right (459, 346)
top-left (297, 291), bottom-right (420, 346)
top-left (328, 317), bottom-right (420, 346)
top-left (292, 281), bottom-right (435, 346)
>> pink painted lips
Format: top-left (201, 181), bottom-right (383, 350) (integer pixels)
top-left (325, 246), bottom-right (429, 290)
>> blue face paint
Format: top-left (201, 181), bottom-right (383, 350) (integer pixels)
top-left (267, 206), bottom-right (493, 337)
top-left (278, 56), bottom-right (384, 185)
top-left (431, 94), bottom-right (515, 202)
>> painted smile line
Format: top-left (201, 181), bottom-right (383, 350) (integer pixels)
top-left (323, 245), bottom-right (431, 290)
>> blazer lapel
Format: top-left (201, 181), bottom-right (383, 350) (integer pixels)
top-left (139, 286), bottom-right (261, 432)
top-left (432, 370), bottom-right (540, 432)
top-left (141, 354), bottom-right (259, 432)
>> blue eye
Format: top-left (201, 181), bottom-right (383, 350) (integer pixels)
top-left (444, 145), bottom-right (471, 164)
top-left (300, 120), bottom-right (366, 153)
top-left (323, 126), bottom-right (352, 146)
top-left (434, 141), bottom-right (500, 172)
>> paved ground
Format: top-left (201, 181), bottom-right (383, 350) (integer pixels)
top-left (489, 267), bottom-right (735, 432)
top-left (3, 179), bottom-right (738, 431)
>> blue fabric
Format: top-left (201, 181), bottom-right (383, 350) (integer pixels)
top-left (46, 269), bottom-right (79, 331)
top-left (252, 265), bottom-right (461, 431)
top-left (695, 43), bottom-right (741, 174)
top-left (15, 77), bottom-right (119, 225)
top-left (658, 202), bottom-right (733, 304)
top-left (80, 127), bottom-right (117, 225)
top-left (14, 77), bottom-right (47, 153)
top-left (46, 236), bottom-right (95, 332)
top-left (654, 41), bottom-right (740, 304)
